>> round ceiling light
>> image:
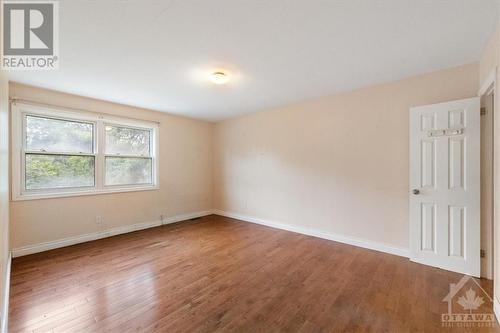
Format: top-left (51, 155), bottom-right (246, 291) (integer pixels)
top-left (209, 71), bottom-right (230, 85)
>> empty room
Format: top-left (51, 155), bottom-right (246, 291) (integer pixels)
top-left (1, 0), bottom-right (500, 332)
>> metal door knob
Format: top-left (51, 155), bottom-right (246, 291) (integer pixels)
top-left (412, 189), bottom-right (420, 195)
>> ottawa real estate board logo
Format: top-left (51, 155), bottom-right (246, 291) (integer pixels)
top-left (1, 0), bottom-right (59, 70)
top-left (442, 275), bottom-right (496, 328)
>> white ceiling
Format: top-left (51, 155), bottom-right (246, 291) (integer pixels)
top-left (8, 0), bottom-right (499, 121)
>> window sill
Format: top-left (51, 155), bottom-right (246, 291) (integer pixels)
top-left (12, 185), bottom-right (160, 201)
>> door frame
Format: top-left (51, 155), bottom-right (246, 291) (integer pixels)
top-left (478, 68), bottom-right (496, 281)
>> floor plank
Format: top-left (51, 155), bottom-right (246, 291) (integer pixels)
top-left (9, 215), bottom-right (499, 332)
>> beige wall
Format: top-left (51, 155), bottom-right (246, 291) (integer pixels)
top-left (9, 83), bottom-right (214, 250)
top-left (480, 26), bottom-right (499, 86)
top-left (214, 63), bottom-right (478, 251)
top-left (0, 72), bottom-right (9, 328)
top-left (7, 64), bottom-right (483, 264)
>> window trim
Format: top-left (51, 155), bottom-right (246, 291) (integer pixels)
top-left (12, 102), bottom-right (160, 201)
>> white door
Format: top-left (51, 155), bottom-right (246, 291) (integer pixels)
top-left (409, 97), bottom-right (480, 277)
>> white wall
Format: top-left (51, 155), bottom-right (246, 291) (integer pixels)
top-left (0, 72), bottom-right (10, 330)
top-left (214, 63), bottom-right (478, 252)
top-left (9, 83), bottom-right (214, 251)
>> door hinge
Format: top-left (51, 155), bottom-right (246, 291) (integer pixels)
top-left (480, 249), bottom-right (486, 258)
top-left (480, 107), bottom-right (486, 116)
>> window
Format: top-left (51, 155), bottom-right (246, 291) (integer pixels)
top-left (12, 102), bottom-right (159, 200)
top-left (104, 125), bottom-right (153, 186)
top-left (25, 115), bottom-right (96, 190)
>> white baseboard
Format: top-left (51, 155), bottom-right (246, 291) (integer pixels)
top-left (213, 210), bottom-right (409, 258)
top-left (11, 210), bottom-right (213, 258)
top-left (494, 297), bottom-right (500, 324)
top-left (12, 209), bottom-right (409, 259)
top-left (1, 252), bottom-right (11, 333)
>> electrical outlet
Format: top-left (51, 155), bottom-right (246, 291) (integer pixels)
top-left (96, 215), bottom-right (103, 226)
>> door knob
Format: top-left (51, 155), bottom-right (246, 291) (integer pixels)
top-left (412, 189), bottom-right (420, 195)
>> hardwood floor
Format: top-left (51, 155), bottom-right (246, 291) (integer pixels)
top-left (9, 215), bottom-right (499, 332)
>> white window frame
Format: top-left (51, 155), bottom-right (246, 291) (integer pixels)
top-left (12, 102), bottom-right (159, 201)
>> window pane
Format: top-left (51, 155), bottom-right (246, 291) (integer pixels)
top-left (105, 157), bottom-right (152, 186)
top-left (26, 116), bottom-right (93, 153)
top-left (105, 125), bottom-right (150, 156)
top-left (25, 154), bottom-right (95, 190)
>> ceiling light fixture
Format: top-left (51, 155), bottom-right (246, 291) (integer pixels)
top-left (209, 71), bottom-right (230, 85)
